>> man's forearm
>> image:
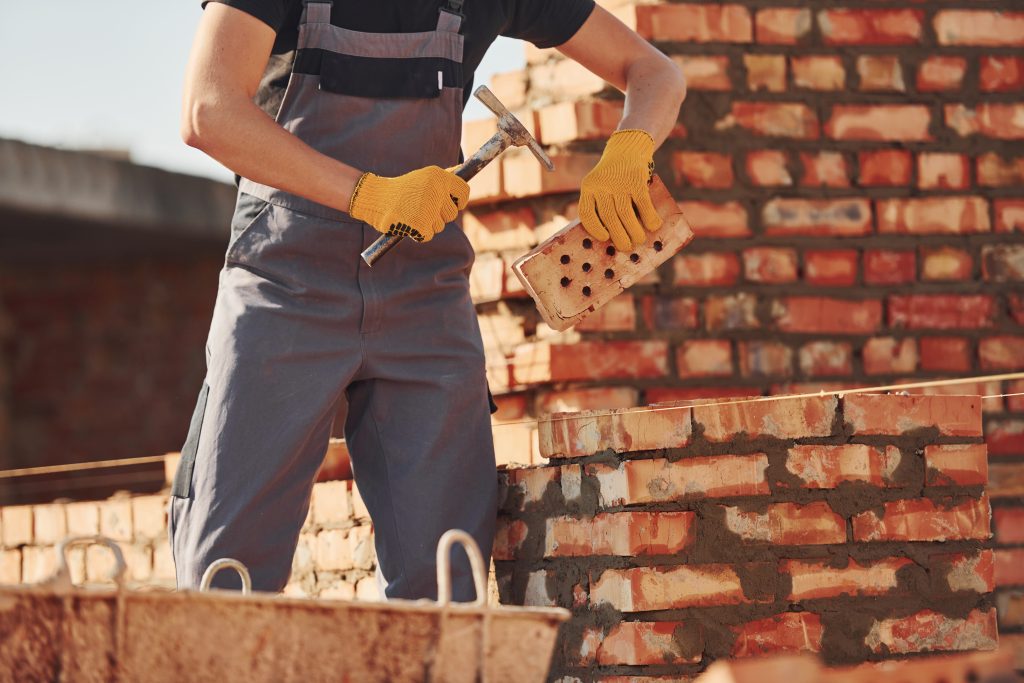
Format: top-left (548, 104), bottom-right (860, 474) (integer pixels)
top-left (617, 56), bottom-right (687, 146)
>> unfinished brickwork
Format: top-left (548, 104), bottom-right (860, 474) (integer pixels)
top-left (494, 393), bottom-right (999, 679)
top-left (465, 0), bottom-right (1024, 657)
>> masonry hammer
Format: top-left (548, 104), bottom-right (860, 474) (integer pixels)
top-left (361, 85), bottom-right (554, 266)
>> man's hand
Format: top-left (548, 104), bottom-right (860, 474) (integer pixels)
top-left (348, 166), bottom-right (470, 242)
top-left (578, 129), bottom-right (662, 251)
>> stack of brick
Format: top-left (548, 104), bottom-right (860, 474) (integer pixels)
top-left (494, 393), bottom-right (1001, 679)
top-left (464, 0), bottom-right (1024, 648)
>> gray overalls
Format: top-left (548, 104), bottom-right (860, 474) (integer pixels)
top-left (168, 0), bottom-right (497, 602)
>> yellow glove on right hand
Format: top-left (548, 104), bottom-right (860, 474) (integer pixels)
top-left (348, 166), bottom-right (470, 243)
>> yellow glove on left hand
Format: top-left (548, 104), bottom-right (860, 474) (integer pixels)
top-left (579, 129), bottom-right (663, 252)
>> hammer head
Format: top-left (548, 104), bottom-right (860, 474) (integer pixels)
top-left (474, 85), bottom-right (554, 171)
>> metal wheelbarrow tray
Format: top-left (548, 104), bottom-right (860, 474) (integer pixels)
top-left (0, 532), bottom-right (568, 683)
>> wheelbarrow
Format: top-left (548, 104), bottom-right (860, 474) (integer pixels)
top-left (0, 530), bottom-right (569, 682)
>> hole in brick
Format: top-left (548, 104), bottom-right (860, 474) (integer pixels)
top-left (629, 253), bottom-right (640, 263)
top-left (582, 238), bottom-right (592, 249)
top-left (604, 268), bottom-right (614, 279)
top-left (560, 277), bottom-right (571, 287)
top-left (606, 245), bottom-right (616, 256)
top-left (966, 671), bottom-right (980, 683)
top-left (582, 262), bottom-right (592, 272)
top-left (653, 240), bottom-right (663, 252)
top-left (582, 286), bottom-right (591, 296)
top-left (560, 254), bottom-right (570, 265)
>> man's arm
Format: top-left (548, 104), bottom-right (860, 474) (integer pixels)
top-left (557, 6), bottom-right (686, 145)
top-left (181, 3), bottom-right (362, 212)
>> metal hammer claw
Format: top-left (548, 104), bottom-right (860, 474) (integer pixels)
top-left (361, 85), bottom-right (554, 266)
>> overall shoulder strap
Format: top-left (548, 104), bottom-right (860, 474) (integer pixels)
top-left (436, 0), bottom-right (463, 33)
top-left (301, 0), bottom-right (332, 26)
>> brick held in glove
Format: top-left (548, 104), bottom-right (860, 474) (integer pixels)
top-left (348, 165), bottom-right (470, 243)
top-left (578, 129), bottom-right (663, 252)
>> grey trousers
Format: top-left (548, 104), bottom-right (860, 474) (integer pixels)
top-left (168, 193), bottom-right (497, 601)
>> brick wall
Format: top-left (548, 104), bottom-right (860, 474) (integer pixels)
top-left (463, 0), bottom-right (1024, 661)
top-left (495, 393), bottom-right (999, 679)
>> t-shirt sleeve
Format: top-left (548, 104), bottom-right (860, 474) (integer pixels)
top-left (502, 0), bottom-right (596, 49)
top-left (201, 0), bottom-right (289, 33)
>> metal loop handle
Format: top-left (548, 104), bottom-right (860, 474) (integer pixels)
top-left (435, 529), bottom-right (487, 606)
top-left (48, 535), bottom-right (127, 588)
top-left (200, 558), bottom-right (253, 595)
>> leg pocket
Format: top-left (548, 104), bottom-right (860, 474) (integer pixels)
top-left (171, 381), bottom-right (210, 498)
top-left (225, 193), bottom-right (273, 265)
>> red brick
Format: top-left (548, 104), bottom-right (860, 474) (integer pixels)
top-left (925, 444), bottom-right (988, 487)
top-left (997, 199), bottom-right (1024, 232)
top-left (997, 549), bottom-right (1024, 586)
top-left (857, 149), bottom-right (912, 187)
top-left (633, 4), bottom-right (753, 43)
top-left (731, 613), bottom-right (823, 657)
top-left (743, 247), bottom-right (797, 283)
top-left (673, 252), bottom-right (741, 287)
top-left (791, 56), bottom-right (845, 91)
top-left (940, 550), bottom-right (995, 593)
top-left (819, 9), bottom-right (924, 45)
top-left (641, 296), bottom-right (699, 330)
top-left (879, 197), bottom-right (990, 234)
top-left (805, 249), bottom-right (858, 286)
top-left (799, 341), bottom-right (853, 377)
top-left (1012, 293), bottom-right (1024, 325)
top-left (588, 454), bottom-right (770, 506)
top-left (994, 507), bottom-right (1024, 544)
top-left (799, 152), bottom-right (848, 187)
top-left (674, 55), bottom-right (731, 91)
top-left (745, 54), bottom-right (786, 92)
top-left (597, 621), bottom-right (702, 666)
top-left (853, 495), bottom-right (991, 542)
top-left (934, 11), bottom-right (1024, 46)
top-left (987, 420), bottom-right (1024, 458)
top-left (677, 340), bottom-right (733, 378)
top-left (576, 294), bottom-right (637, 333)
top-left (695, 395), bottom-right (837, 441)
top-left (845, 393), bottom-right (982, 437)
top-left (32, 504), bottom-right (67, 545)
top-left (857, 55), bottom-right (905, 92)
top-left (502, 149), bottom-right (598, 199)
top-left (772, 297), bottom-right (882, 334)
top-left (673, 151), bottom-right (734, 189)
top-left (863, 337), bottom-right (918, 375)
top-left (645, 386), bottom-right (761, 405)
top-left (865, 609), bottom-right (998, 655)
top-left (536, 387), bottom-right (638, 415)
top-left (919, 337), bottom-right (971, 373)
top-left (864, 250), bottom-right (915, 285)
top-left (499, 466), bottom-right (561, 512)
top-left (827, 105), bottom-right (930, 141)
top-left (983, 244), bottom-right (1024, 282)
top-left (889, 294), bottom-right (994, 330)
top-left (721, 102), bottom-right (819, 139)
top-left (977, 153), bottom-right (1024, 187)
top-left (785, 557), bottom-right (913, 600)
top-left (722, 501), bottom-right (846, 545)
top-left (921, 247), bottom-right (973, 281)
top-left (511, 340), bottom-right (669, 385)
top-left (545, 511), bottom-right (695, 557)
top-left (537, 100), bottom-right (623, 145)
top-left (463, 206), bottom-right (535, 253)
top-left (745, 150), bottom-right (792, 186)
top-left (763, 198), bottom-right (872, 237)
top-left (918, 153), bottom-right (970, 190)
top-left (756, 8), bottom-right (812, 45)
top-left (705, 293), bottom-right (759, 331)
top-left (493, 518), bottom-right (528, 561)
top-left (539, 404), bottom-right (692, 458)
top-left (979, 56), bottom-right (1024, 92)
top-left (589, 563), bottom-right (760, 611)
top-left (946, 103), bottom-right (1024, 139)
top-left (785, 444), bottom-right (902, 489)
top-left (1008, 380), bottom-right (1024, 412)
top-left (739, 341), bottom-right (794, 378)
top-left (917, 56), bottom-right (967, 92)
top-left (910, 382), bottom-right (1004, 418)
top-left (678, 201), bottom-right (750, 238)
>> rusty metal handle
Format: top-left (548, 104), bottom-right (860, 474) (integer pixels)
top-left (436, 529), bottom-right (487, 606)
top-left (200, 558), bottom-right (253, 594)
top-left (48, 535), bottom-right (127, 588)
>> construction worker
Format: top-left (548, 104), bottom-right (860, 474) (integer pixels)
top-left (169, 0), bottom-right (686, 599)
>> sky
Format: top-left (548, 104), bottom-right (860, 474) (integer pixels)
top-left (0, 1), bottom-right (523, 182)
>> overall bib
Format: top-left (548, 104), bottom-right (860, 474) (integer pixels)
top-left (168, 0), bottom-right (497, 601)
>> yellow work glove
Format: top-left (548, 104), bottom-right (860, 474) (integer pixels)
top-left (348, 165), bottom-right (470, 243)
top-left (578, 129), bottom-right (663, 252)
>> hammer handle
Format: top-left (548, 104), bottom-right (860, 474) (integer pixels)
top-left (360, 131), bottom-right (509, 266)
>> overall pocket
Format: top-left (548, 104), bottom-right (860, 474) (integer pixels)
top-left (225, 193), bottom-right (273, 265)
top-left (171, 382), bottom-right (210, 498)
